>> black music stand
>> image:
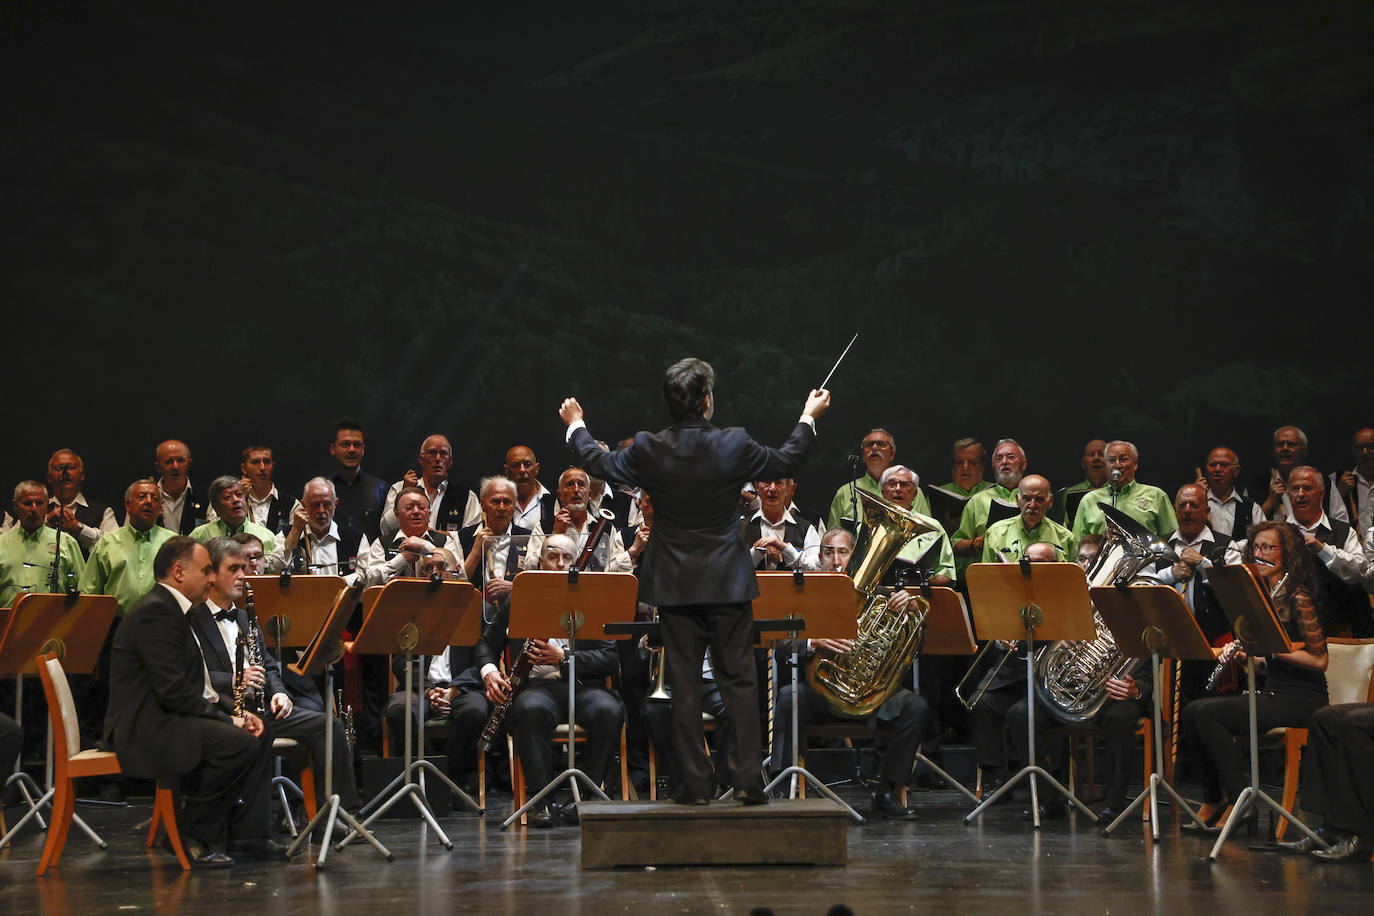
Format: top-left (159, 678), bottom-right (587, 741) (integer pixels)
top-left (963, 561), bottom-right (1099, 828)
top-left (753, 571), bottom-right (865, 823)
top-left (1205, 565), bottom-right (1329, 861)
top-left (501, 569), bottom-right (638, 829)
top-left (342, 578), bottom-right (478, 848)
top-left (911, 586), bottom-right (981, 804)
top-left (284, 582), bottom-right (394, 869)
top-left (0, 593), bottom-right (118, 852)
top-left (1090, 584), bottom-right (1212, 839)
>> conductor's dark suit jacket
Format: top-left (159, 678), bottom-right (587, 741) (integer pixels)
top-left (570, 418), bottom-right (814, 606)
top-left (102, 583), bottom-right (234, 778)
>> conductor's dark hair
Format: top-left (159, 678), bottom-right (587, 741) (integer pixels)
top-left (154, 535), bottom-right (201, 580)
top-left (662, 358), bottom-right (715, 423)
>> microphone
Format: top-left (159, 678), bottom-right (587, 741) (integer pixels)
top-left (1110, 469), bottom-right (1122, 489)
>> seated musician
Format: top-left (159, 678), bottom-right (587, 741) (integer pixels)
top-left (771, 526), bottom-right (928, 821)
top-left (1005, 542), bottom-right (1152, 822)
top-left (1180, 522), bottom-right (1328, 838)
top-left (523, 466), bottom-right (632, 572)
top-left (267, 477), bottom-right (370, 578)
top-left (1276, 701), bottom-right (1374, 862)
top-left (189, 476), bottom-right (277, 554)
top-left (741, 477), bottom-right (821, 571)
top-left (479, 533), bottom-right (626, 828)
top-left (968, 477), bottom-right (1075, 799)
top-left (103, 536), bottom-right (280, 866)
top-left (188, 537), bottom-right (358, 812)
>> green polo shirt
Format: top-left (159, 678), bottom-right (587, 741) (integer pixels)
top-left (827, 475), bottom-right (931, 532)
top-left (982, 515), bottom-right (1078, 563)
top-left (0, 524), bottom-right (87, 607)
top-left (188, 518), bottom-right (277, 555)
top-left (79, 523), bottom-right (175, 615)
top-left (951, 484), bottom-right (1018, 576)
top-left (1072, 480), bottom-right (1178, 539)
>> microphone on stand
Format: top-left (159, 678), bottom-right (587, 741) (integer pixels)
top-left (843, 454), bottom-right (862, 532)
top-left (1110, 469), bottom-right (1122, 508)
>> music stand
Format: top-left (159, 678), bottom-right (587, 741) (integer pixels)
top-left (1204, 565), bottom-right (1330, 860)
top-left (1090, 584), bottom-right (1213, 839)
top-left (244, 574), bottom-right (348, 657)
top-left (501, 569), bottom-right (638, 829)
top-left (283, 582), bottom-right (394, 869)
top-left (963, 561), bottom-right (1099, 828)
top-left (910, 586), bottom-right (980, 804)
top-left (0, 593), bottom-right (118, 851)
top-left (342, 578), bottom-right (478, 847)
top-left (752, 571), bottom-right (865, 823)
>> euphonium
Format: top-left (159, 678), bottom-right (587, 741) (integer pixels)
top-left (1032, 505), bottom-right (1178, 724)
top-left (805, 489), bottom-right (936, 718)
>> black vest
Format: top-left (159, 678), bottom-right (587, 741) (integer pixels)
top-left (155, 484), bottom-right (205, 535)
top-left (432, 483), bottom-right (471, 533)
top-left (738, 514), bottom-right (810, 570)
top-left (457, 523), bottom-right (531, 578)
top-left (48, 496), bottom-right (111, 557)
top-left (1217, 494), bottom-right (1259, 542)
top-left (261, 490), bottom-right (297, 535)
top-left (1293, 517), bottom-right (1371, 636)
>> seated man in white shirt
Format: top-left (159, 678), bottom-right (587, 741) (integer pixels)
top-left (740, 477), bottom-right (821, 570)
top-left (524, 467), bottom-right (631, 572)
top-left (268, 477), bottom-right (370, 579)
top-left (1285, 467), bottom-right (1373, 636)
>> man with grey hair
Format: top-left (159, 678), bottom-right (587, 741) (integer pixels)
top-left (952, 439), bottom-right (1027, 579)
top-left (379, 434), bottom-right (480, 541)
top-left (0, 481), bottom-right (86, 606)
top-left (44, 448), bottom-right (118, 555)
top-left (1072, 440), bottom-right (1176, 538)
top-left (269, 477), bottom-right (369, 577)
top-left (826, 427), bottom-right (930, 531)
top-left (1250, 425), bottom-right (1349, 523)
top-left (457, 475), bottom-right (530, 595)
top-left (879, 465), bottom-right (955, 585)
top-left (189, 476), bottom-right (277, 554)
top-left (928, 437), bottom-right (992, 535)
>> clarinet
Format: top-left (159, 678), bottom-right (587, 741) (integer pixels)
top-left (476, 511), bottom-right (614, 751)
top-left (241, 581), bottom-right (267, 716)
top-left (1206, 639), bottom-right (1243, 692)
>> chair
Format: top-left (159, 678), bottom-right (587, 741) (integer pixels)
top-left (269, 737), bottom-right (318, 837)
top-left (34, 652), bottom-right (190, 875)
top-left (1066, 659), bottom-right (1171, 823)
top-left (1271, 637), bottom-right (1374, 840)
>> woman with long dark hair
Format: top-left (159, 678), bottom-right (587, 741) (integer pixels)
top-left (1179, 520), bottom-right (1329, 835)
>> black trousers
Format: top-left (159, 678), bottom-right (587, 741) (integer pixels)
top-left (643, 683), bottom-right (728, 792)
top-left (507, 679), bottom-right (624, 797)
top-left (773, 681), bottom-right (928, 789)
top-left (441, 688), bottom-right (490, 780)
top-left (266, 706), bottom-right (358, 808)
top-left (969, 683), bottom-right (1024, 772)
top-left (180, 719), bottom-right (273, 847)
top-left (659, 602), bottom-right (763, 798)
top-left (383, 689), bottom-right (425, 755)
top-left (1180, 687), bottom-right (1326, 804)
top-left (1300, 703), bottom-right (1374, 836)
top-left (1007, 698), bottom-right (1146, 809)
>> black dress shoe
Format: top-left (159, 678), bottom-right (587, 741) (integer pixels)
top-left (229, 838), bottom-right (297, 861)
top-left (560, 803), bottom-right (580, 826)
top-left (1180, 806), bottom-right (1224, 834)
top-left (1022, 799), bottom-right (1066, 821)
top-left (179, 839), bottom-right (234, 869)
top-left (1311, 833), bottom-right (1374, 863)
top-left (871, 789), bottom-right (918, 821)
top-left (1276, 827), bottom-right (1328, 854)
top-left (528, 803), bottom-right (558, 829)
top-left (733, 787), bottom-right (769, 806)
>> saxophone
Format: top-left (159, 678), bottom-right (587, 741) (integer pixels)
top-left (806, 489), bottom-right (936, 718)
top-left (1031, 504), bottom-right (1178, 724)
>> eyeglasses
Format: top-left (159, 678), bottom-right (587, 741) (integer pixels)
top-left (861, 440), bottom-right (893, 451)
top-left (1253, 542), bottom-right (1282, 554)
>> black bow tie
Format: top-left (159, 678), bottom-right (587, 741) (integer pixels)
top-left (213, 609), bottom-right (237, 622)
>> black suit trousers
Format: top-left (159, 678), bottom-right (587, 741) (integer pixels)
top-left (507, 679), bottom-right (623, 796)
top-left (1008, 698), bottom-right (1146, 808)
top-left (773, 681), bottom-right (928, 788)
top-left (659, 602), bottom-right (763, 798)
top-left (179, 718), bottom-right (272, 846)
top-left (1180, 688), bottom-right (1325, 804)
top-left (1301, 702), bottom-right (1374, 836)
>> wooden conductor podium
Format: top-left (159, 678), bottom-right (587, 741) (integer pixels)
top-left (339, 578), bottom-right (480, 851)
top-left (753, 571), bottom-right (865, 823)
top-left (1204, 564), bottom-right (1330, 861)
top-left (0, 593), bottom-right (118, 852)
top-left (1089, 584), bottom-right (1213, 840)
top-left (280, 580), bottom-right (394, 869)
top-left (500, 569), bottom-right (638, 830)
top-left (963, 561), bottom-right (1099, 828)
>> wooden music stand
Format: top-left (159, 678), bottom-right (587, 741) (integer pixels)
top-left (245, 574), bottom-right (348, 652)
top-left (342, 578), bottom-right (478, 848)
top-left (909, 586), bottom-right (981, 803)
top-left (282, 581), bottom-right (393, 869)
top-left (1204, 565), bottom-right (1329, 860)
top-left (501, 569), bottom-right (638, 829)
top-left (1090, 584), bottom-right (1213, 839)
top-left (752, 571), bottom-right (866, 823)
top-left (0, 593), bottom-right (118, 852)
top-left (963, 561), bottom-right (1099, 828)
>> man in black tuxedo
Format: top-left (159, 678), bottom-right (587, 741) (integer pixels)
top-left (561, 357), bottom-right (830, 805)
top-left (102, 536), bottom-right (276, 866)
top-left (188, 537), bottom-right (358, 811)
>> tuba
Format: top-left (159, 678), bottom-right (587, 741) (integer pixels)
top-left (1032, 504), bottom-right (1178, 724)
top-left (806, 489), bottom-right (936, 718)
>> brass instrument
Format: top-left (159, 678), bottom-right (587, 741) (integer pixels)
top-left (1032, 505), bottom-right (1178, 724)
top-left (644, 608), bottom-right (670, 702)
top-left (805, 489), bottom-right (936, 718)
top-left (955, 549), bottom-right (1031, 711)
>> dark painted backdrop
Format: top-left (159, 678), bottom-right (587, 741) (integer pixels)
top-left (3, 1), bottom-right (1371, 514)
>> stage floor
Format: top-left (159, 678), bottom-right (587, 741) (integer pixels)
top-left (2, 785), bottom-right (1371, 914)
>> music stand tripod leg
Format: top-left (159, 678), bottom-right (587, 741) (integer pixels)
top-left (408, 758), bottom-right (483, 815)
top-left (912, 754), bottom-right (980, 804)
